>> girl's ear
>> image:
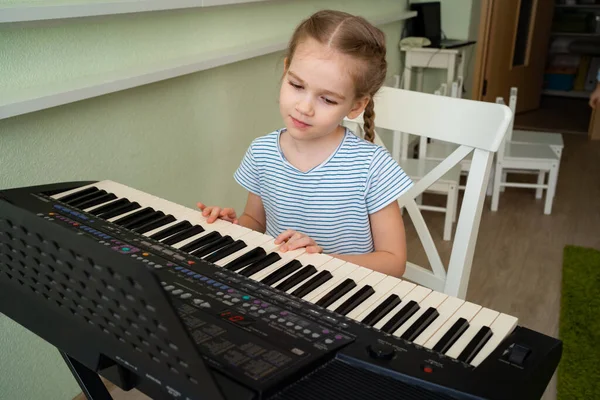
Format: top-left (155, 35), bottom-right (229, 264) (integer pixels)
top-left (347, 96), bottom-right (370, 119)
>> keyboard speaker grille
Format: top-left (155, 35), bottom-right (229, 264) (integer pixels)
top-left (269, 358), bottom-right (458, 400)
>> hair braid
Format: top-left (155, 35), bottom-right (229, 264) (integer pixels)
top-left (363, 98), bottom-right (375, 143)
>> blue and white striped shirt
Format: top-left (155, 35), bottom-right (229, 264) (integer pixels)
top-left (234, 128), bottom-right (413, 255)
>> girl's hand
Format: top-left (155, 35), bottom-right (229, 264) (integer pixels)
top-left (197, 202), bottom-right (238, 224)
top-left (275, 229), bottom-right (323, 253)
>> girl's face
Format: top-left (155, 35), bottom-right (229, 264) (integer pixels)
top-left (279, 37), bottom-right (369, 142)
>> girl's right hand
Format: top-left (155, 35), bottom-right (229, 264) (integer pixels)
top-left (197, 202), bottom-right (238, 224)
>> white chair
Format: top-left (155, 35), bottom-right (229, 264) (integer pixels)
top-left (491, 89), bottom-right (560, 215)
top-left (382, 79), bottom-right (461, 241)
top-left (416, 77), bottom-right (491, 194)
top-left (346, 86), bottom-right (512, 299)
top-left (503, 88), bottom-right (564, 200)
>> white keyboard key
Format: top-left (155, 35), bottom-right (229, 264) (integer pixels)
top-left (215, 233), bottom-right (274, 266)
top-left (470, 313), bottom-right (519, 367)
top-left (326, 271), bottom-right (386, 312)
top-left (284, 257), bottom-right (347, 295)
top-left (423, 301), bottom-right (482, 350)
top-left (303, 263), bottom-right (360, 302)
top-left (445, 308), bottom-right (500, 359)
top-left (248, 248), bottom-right (306, 282)
top-left (346, 276), bottom-right (404, 320)
top-left (392, 291), bottom-right (448, 338)
top-left (413, 296), bottom-right (464, 346)
top-left (372, 285), bottom-right (431, 330)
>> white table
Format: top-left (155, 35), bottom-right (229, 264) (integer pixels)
top-left (401, 45), bottom-right (473, 91)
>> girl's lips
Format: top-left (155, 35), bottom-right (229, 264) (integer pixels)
top-left (291, 116), bottom-right (311, 129)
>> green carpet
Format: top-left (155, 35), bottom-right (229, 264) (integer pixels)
top-left (557, 245), bottom-right (600, 400)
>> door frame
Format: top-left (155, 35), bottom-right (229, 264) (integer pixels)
top-left (472, 0), bottom-right (493, 101)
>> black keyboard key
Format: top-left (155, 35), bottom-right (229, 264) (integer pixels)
top-left (76, 193), bottom-right (117, 210)
top-left (179, 231), bottom-right (221, 253)
top-left (334, 285), bottom-right (375, 316)
top-left (261, 260), bottom-right (302, 286)
top-left (381, 300), bottom-right (420, 334)
top-left (132, 214), bottom-right (176, 234)
top-left (190, 236), bottom-right (233, 258)
top-left (113, 207), bottom-right (155, 227)
top-left (122, 211), bottom-right (166, 230)
top-left (291, 270), bottom-right (333, 298)
top-left (97, 201), bottom-right (141, 220)
top-left (400, 307), bottom-right (439, 342)
top-left (224, 247), bottom-right (267, 272)
top-left (58, 186), bottom-right (99, 204)
top-left (239, 253), bottom-right (282, 277)
top-left (457, 326), bottom-right (493, 363)
top-left (432, 317), bottom-right (470, 354)
top-left (275, 265), bottom-right (317, 292)
top-left (149, 221), bottom-right (192, 240)
top-left (204, 240), bottom-right (247, 263)
top-left (361, 294), bottom-right (402, 326)
top-left (88, 198), bottom-right (129, 216)
top-left (70, 190), bottom-right (109, 208)
top-left (315, 279), bottom-right (356, 308)
top-left (161, 225), bottom-right (205, 246)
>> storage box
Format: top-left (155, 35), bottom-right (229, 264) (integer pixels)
top-left (544, 73), bottom-right (576, 91)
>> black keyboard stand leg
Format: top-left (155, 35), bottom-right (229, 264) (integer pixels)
top-left (60, 351), bottom-right (113, 400)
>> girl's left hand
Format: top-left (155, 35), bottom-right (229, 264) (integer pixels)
top-left (275, 230), bottom-right (323, 253)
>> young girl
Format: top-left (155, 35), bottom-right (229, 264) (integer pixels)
top-left (198, 10), bottom-right (412, 277)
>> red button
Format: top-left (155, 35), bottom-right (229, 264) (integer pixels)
top-left (423, 366), bottom-right (433, 373)
top-left (187, 261), bottom-right (195, 265)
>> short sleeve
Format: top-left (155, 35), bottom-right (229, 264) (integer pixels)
top-left (233, 143), bottom-right (261, 196)
top-left (365, 147), bottom-right (413, 214)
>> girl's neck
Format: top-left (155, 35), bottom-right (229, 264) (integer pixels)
top-left (280, 125), bottom-right (346, 172)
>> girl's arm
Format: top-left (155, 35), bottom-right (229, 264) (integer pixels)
top-left (331, 201), bottom-right (407, 277)
top-left (238, 192), bottom-right (267, 233)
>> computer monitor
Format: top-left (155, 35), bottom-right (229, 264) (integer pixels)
top-left (409, 2), bottom-right (442, 43)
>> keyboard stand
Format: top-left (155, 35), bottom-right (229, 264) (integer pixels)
top-left (61, 351), bottom-right (114, 400)
top-left (0, 199), bottom-right (224, 400)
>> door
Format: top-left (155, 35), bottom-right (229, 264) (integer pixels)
top-left (473, 0), bottom-right (554, 113)
top-left (588, 105), bottom-right (600, 140)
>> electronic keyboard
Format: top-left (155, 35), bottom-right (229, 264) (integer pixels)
top-left (0, 180), bottom-right (562, 400)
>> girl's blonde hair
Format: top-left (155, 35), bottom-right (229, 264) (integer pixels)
top-left (285, 10), bottom-right (387, 142)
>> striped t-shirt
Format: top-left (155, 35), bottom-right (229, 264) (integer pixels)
top-left (234, 127), bottom-right (413, 255)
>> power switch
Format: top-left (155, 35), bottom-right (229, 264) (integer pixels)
top-left (508, 344), bottom-right (530, 366)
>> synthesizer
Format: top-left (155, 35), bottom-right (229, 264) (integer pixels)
top-left (0, 180), bottom-right (562, 400)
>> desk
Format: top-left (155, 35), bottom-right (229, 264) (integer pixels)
top-left (401, 46), bottom-right (473, 91)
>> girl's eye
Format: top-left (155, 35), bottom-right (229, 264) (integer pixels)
top-left (323, 97), bottom-right (337, 105)
top-left (289, 81), bottom-right (303, 89)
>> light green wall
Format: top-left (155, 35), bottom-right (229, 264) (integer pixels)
top-left (0, 1), bottom-right (407, 399)
top-left (405, 0), bottom-right (480, 97)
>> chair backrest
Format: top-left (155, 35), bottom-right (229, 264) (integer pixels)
top-left (346, 86), bottom-right (512, 299)
top-left (495, 87), bottom-right (518, 160)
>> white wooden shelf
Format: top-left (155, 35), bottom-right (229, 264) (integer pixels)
top-left (542, 89), bottom-right (591, 98)
top-left (0, 11), bottom-right (416, 120)
top-left (0, 0), bottom-right (274, 23)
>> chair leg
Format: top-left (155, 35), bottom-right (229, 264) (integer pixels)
top-left (486, 162), bottom-right (495, 196)
top-left (491, 163), bottom-right (503, 212)
top-left (544, 164), bottom-right (559, 215)
top-left (444, 184), bottom-right (458, 241)
top-left (536, 171), bottom-right (545, 199)
top-left (501, 171), bottom-right (507, 192)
